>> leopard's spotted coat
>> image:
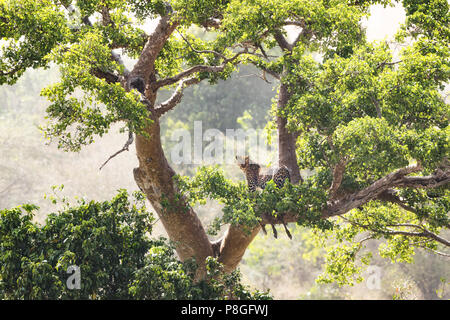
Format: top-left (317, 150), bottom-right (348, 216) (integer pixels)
top-left (236, 156), bottom-right (292, 239)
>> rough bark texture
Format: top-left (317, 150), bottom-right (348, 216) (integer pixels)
top-left (121, 14), bottom-right (308, 276)
top-left (218, 225), bottom-right (261, 273)
top-left (125, 16), bottom-right (214, 277)
top-left (133, 118), bottom-right (214, 277)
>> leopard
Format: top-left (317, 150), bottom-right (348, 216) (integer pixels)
top-left (236, 155), bottom-right (292, 239)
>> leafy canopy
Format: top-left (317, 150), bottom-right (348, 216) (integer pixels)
top-left (0, 0), bottom-right (449, 287)
top-left (174, 0), bottom-right (449, 286)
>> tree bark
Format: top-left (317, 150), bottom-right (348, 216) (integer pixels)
top-left (124, 15), bottom-right (449, 279)
top-left (218, 225), bottom-right (261, 273)
top-left (277, 81), bottom-right (302, 184)
top-left (133, 117), bottom-right (213, 278)
top-left (128, 15), bottom-right (214, 278)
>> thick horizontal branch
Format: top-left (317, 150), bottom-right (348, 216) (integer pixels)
top-left (324, 164), bottom-right (422, 217)
top-left (91, 68), bottom-right (120, 83)
top-left (155, 65), bottom-right (223, 88)
top-left (260, 212), bottom-right (298, 225)
top-left (379, 189), bottom-right (450, 229)
top-left (392, 169), bottom-right (450, 189)
top-left (258, 166), bottom-right (449, 227)
top-left (325, 164), bottom-right (450, 218)
top-left (90, 50), bottom-right (130, 83)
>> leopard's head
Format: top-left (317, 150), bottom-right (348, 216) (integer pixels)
top-left (236, 155), bottom-right (260, 173)
top-left (236, 156), bottom-right (260, 192)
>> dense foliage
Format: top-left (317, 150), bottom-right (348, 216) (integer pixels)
top-left (0, 190), bottom-right (270, 299)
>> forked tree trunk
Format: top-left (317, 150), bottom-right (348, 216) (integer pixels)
top-left (133, 116), bottom-right (213, 278)
top-left (133, 81), bottom-right (302, 276)
top-left (128, 16), bottom-right (303, 277)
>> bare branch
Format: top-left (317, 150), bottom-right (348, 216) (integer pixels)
top-left (237, 72), bottom-right (272, 84)
top-left (376, 59), bottom-right (403, 70)
top-left (99, 130), bottom-right (134, 170)
top-left (155, 49), bottom-right (248, 89)
top-left (154, 77), bottom-right (200, 116)
top-left (340, 217), bottom-right (450, 248)
top-left (176, 29), bottom-right (227, 59)
top-left (386, 223), bottom-right (450, 247)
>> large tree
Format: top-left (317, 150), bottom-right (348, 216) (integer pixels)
top-left (1, 0), bottom-right (448, 284)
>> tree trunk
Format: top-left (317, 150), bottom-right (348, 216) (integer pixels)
top-left (133, 116), bottom-right (213, 278)
top-left (127, 16), bottom-right (304, 277)
top-left (277, 81), bottom-right (302, 184)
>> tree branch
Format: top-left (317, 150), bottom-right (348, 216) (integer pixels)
top-left (287, 20), bottom-right (314, 48)
top-left (392, 169), bottom-right (450, 189)
top-left (99, 130), bottom-right (134, 170)
top-left (129, 15), bottom-right (179, 86)
top-left (341, 217), bottom-right (450, 248)
top-left (259, 165), bottom-right (449, 227)
top-left (154, 49), bottom-right (248, 89)
top-left (91, 68), bottom-right (120, 83)
top-left (273, 30), bottom-right (292, 52)
top-left (154, 77), bottom-right (200, 116)
top-left (376, 189), bottom-right (418, 214)
top-left (176, 29), bottom-right (227, 59)
top-left (329, 159), bottom-right (347, 200)
top-left (324, 163), bottom-right (424, 218)
top-left (386, 224), bottom-right (450, 247)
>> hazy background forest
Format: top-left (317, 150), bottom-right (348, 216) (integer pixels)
top-left (0, 3), bottom-right (449, 299)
